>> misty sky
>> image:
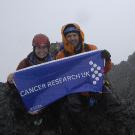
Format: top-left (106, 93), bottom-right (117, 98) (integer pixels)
top-left (0, 0), bottom-right (135, 82)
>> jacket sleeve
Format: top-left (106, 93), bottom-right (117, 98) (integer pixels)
top-left (56, 51), bottom-right (65, 60)
top-left (6, 58), bottom-right (30, 88)
top-left (87, 44), bottom-right (97, 50)
top-left (16, 58), bottom-right (30, 70)
top-left (87, 44), bottom-right (112, 73)
top-left (104, 60), bottom-right (112, 73)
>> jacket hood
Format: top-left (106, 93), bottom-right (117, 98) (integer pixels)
top-left (61, 23), bottom-right (85, 54)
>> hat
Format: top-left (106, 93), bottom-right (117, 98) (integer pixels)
top-left (32, 34), bottom-right (50, 48)
top-left (63, 26), bottom-right (80, 36)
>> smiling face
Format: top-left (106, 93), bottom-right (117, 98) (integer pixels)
top-left (65, 32), bottom-right (80, 48)
top-left (34, 44), bottom-right (49, 59)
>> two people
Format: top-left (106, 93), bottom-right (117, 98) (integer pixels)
top-left (7, 23), bottom-right (112, 134)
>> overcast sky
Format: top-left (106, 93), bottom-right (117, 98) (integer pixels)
top-left (0, 0), bottom-right (135, 82)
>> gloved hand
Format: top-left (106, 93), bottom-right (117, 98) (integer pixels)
top-left (101, 50), bottom-right (111, 61)
top-left (7, 73), bottom-right (14, 84)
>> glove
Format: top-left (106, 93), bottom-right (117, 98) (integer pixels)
top-left (101, 50), bottom-right (111, 61)
top-left (7, 73), bottom-right (14, 84)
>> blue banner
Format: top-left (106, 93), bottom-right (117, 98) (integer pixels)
top-left (14, 50), bottom-right (104, 112)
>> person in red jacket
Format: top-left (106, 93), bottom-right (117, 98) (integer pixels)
top-left (17, 33), bottom-right (52, 70)
top-left (6, 34), bottom-right (54, 128)
top-left (56, 23), bottom-right (112, 135)
top-left (7, 33), bottom-right (52, 85)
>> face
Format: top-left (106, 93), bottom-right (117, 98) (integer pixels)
top-left (65, 32), bottom-right (80, 47)
top-left (35, 44), bottom-right (49, 59)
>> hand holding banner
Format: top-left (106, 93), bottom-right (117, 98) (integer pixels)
top-left (14, 50), bottom-right (104, 112)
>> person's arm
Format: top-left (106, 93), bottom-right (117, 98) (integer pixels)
top-left (7, 73), bottom-right (14, 85)
top-left (56, 51), bottom-right (64, 60)
top-left (104, 60), bottom-right (112, 73)
top-left (87, 45), bottom-right (112, 73)
top-left (87, 44), bottom-right (97, 51)
top-left (7, 58), bottom-right (28, 85)
top-left (101, 50), bottom-right (112, 73)
top-left (16, 58), bottom-right (29, 70)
